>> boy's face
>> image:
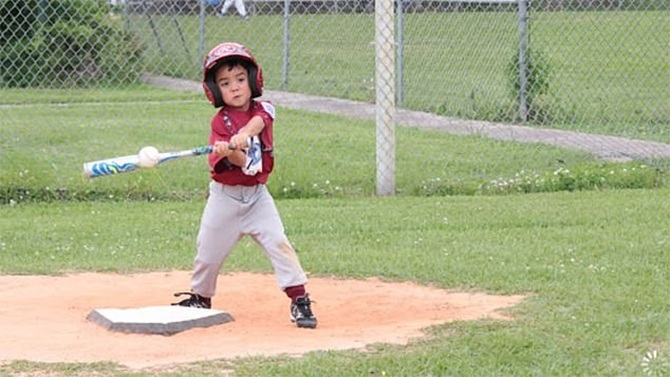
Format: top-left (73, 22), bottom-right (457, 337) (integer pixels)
top-left (215, 64), bottom-right (252, 110)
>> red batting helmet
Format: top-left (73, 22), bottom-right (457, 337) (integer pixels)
top-left (202, 42), bottom-right (264, 108)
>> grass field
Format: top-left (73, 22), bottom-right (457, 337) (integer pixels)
top-left (1, 3), bottom-right (668, 374)
top-left (0, 85), bottom-right (669, 375)
top-left (127, 10), bottom-right (668, 140)
top-left (1, 89), bottom-right (666, 205)
top-left (1, 189), bottom-right (669, 376)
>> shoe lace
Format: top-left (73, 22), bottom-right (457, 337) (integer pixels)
top-left (172, 291), bottom-right (205, 307)
top-left (295, 296), bottom-right (315, 318)
top-left (173, 291), bottom-right (194, 300)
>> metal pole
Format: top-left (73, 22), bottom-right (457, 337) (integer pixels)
top-left (122, 0), bottom-right (130, 31)
top-left (199, 0), bottom-right (206, 65)
top-left (38, 0), bottom-right (47, 24)
top-left (375, 0), bottom-right (396, 196)
top-left (395, 0), bottom-right (404, 106)
top-left (281, 0), bottom-right (291, 89)
top-left (517, 0), bottom-right (529, 122)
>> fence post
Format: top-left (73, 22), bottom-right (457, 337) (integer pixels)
top-left (517, 0), bottom-right (529, 122)
top-left (375, 0), bottom-right (396, 196)
top-left (396, 0), bottom-right (404, 106)
top-left (199, 0), bottom-right (206, 65)
top-left (282, 0), bottom-right (291, 89)
top-left (38, 0), bottom-right (47, 23)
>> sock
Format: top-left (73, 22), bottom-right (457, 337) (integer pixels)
top-left (199, 295), bottom-right (212, 306)
top-left (284, 285), bottom-right (306, 302)
top-left (194, 293), bottom-right (211, 306)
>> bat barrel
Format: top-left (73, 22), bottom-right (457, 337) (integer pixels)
top-left (83, 146), bottom-right (214, 179)
top-left (83, 154), bottom-right (140, 178)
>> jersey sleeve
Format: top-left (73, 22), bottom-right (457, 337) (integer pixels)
top-left (253, 101), bottom-right (275, 150)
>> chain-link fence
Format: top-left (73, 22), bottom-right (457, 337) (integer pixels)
top-left (1, 0), bottom-right (668, 202)
top-left (105, 0), bottom-right (668, 133)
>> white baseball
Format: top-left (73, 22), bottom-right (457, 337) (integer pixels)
top-left (138, 146), bottom-right (160, 168)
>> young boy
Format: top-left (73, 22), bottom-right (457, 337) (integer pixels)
top-left (172, 42), bottom-right (317, 329)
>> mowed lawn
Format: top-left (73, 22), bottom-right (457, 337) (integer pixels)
top-left (1, 188), bottom-right (668, 376)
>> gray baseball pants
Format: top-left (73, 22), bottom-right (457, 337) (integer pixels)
top-left (191, 181), bottom-right (308, 298)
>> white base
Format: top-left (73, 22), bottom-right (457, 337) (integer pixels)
top-left (87, 306), bottom-right (234, 335)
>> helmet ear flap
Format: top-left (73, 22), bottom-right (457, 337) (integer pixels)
top-left (248, 65), bottom-right (264, 98)
top-left (206, 82), bottom-right (224, 108)
top-left (203, 66), bottom-right (225, 107)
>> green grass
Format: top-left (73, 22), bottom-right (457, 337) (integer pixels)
top-left (1, 189), bottom-right (669, 375)
top-left (2, 90), bottom-right (666, 205)
top-left (530, 11), bottom-right (670, 135)
top-left (0, 83), bottom-right (669, 375)
top-left (0, 85), bottom-right (201, 104)
top-left (128, 10), bottom-right (669, 141)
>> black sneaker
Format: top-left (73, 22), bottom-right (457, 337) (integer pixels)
top-left (171, 292), bottom-right (211, 309)
top-left (290, 294), bottom-right (317, 329)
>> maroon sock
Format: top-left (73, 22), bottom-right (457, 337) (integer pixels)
top-left (284, 285), bottom-right (306, 302)
top-left (198, 295), bottom-right (212, 306)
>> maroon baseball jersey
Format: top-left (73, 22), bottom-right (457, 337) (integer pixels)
top-left (208, 100), bottom-right (275, 186)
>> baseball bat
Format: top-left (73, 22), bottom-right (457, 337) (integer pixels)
top-left (83, 145), bottom-right (215, 179)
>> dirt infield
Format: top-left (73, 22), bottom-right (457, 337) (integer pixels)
top-left (0, 271), bottom-right (524, 369)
